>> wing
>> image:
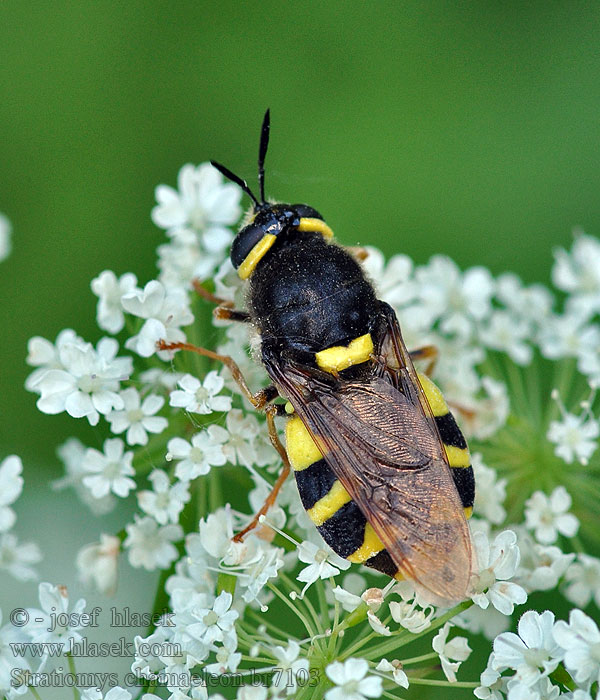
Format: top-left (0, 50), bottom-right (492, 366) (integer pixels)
top-left (264, 304), bottom-right (473, 606)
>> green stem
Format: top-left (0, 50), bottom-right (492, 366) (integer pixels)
top-left (401, 651), bottom-right (438, 665)
top-left (28, 689), bottom-right (43, 700)
top-left (246, 610), bottom-right (292, 642)
top-left (66, 654), bottom-right (78, 700)
top-left (267, 583), bottom-right (317, 639)
top-left (277, 572), bottom-right (325, 642)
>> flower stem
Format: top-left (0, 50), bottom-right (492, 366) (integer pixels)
top-left (66, 654), bottom-right (78, 700)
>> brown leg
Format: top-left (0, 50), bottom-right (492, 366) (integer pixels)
top-left (156, 340), bottom-right (276, 409)
top-left (233, 405), bottom-right (291, 541)
top-left (191, 279), bottom-right (250, 322)
top-left (409, 345), bottom-right (438, 377)
top-left (156, 339), bottom-right (289, 539)
top-left (192, 279), bottom-right (234, 307)
top-left (213, 306), bottom-right (250, 323)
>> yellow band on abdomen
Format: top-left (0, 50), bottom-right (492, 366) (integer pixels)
top-left (347, 523), bottom-right (385, 563)
top-left (306, 480), bottom-right (352, 526)
top-left (285, 415), bottom-right (323, 471)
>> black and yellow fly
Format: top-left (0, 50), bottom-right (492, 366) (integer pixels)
top-left (158, 111), bottom-right (475, 607)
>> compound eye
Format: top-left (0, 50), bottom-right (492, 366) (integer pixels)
top-left (292, 204), bottom-right (324, 221)
top-left (230, 223), bottom-right (265, 269)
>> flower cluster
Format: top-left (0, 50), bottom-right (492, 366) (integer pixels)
top-left (2, 160), bottom-right (597, 700)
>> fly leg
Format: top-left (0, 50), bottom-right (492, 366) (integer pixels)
top-left (156, 339), bottom-right (290, 539)
top-left (409, 345), bottom-right (438, 377)
top-left (191, 279), bottom-right (250, 323)
top-left (233, 405), bottom-right (291, 542)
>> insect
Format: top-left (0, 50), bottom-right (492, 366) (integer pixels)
top-left (158, 110), bottom-right (475, 607)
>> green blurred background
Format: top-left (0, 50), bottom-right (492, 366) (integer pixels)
top-left (1, 0), bottom-right (600, 693)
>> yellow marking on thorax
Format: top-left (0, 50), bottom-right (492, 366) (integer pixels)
top-left (347, 523), bottom-right (385, 563)
top-left (444, 444), bottom-right (471, 468)
top-left (306, 480), bottom-right (352, 526)
top-left (237, 233), bottom-right (277, 280)
top-left (464, 506), bottom-right (473, 519)
top-left (297, 217), bottom-right (334, 239)
top-left (315, 333), bottom-right (374, 373)
top-left (417, 372), bottom-right (449, 417)
top-left (285, 415), bottom-right (323, 471)
top-left (284, 401), bottom-right (294, 414)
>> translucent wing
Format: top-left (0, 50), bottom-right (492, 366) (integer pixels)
top-left (264, 303), bottom-right (472, 606)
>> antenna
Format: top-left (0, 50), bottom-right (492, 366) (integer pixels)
top-left (258, 109), bottom-right (270, 204)
top-left (210, 160), bottom-right (260, 209)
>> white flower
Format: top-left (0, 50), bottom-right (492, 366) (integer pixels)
top-left (53, 437), bottom-right (116, 514)
top-left (0, 609), bottom-right (31, 699)
top-left (389, 597), bottom-right (433, 634)
top-left (107, 387), bottom-right (168, 445)
top-left (455, 376), bottom-right (510, 440)
top-left (0, 455), bottom-right (24, 531)
top-left (25, 328), bottom-right (83, 392)
top-left (25, 583), bottom-right (86, 646)
top-left (204, 632), bottom-right (241, 675)
top-left (553, 609), bottom-right (600, 688)
top-left (493, 610), bottom-right (561, 688)
top-left (474, 653), bottom-right (507, 700)
top-left (472, 454), bottom-right (507, 525)
top-left (81, 688), bottom-right (135, 700)
top-left (81, 438), bottom-right (136, 498)
top-left (270, 641), bottom-right (309, 696)
top-left (547, 411), bottom-right (599, 465)
top-left (361, 247), bottom-right (417, 309)
top-left (296, 540), bottom-right (350, 596)
top-left (0, 213), bottom-right (11, 262)
top-left (524, 487), bottom-right (579, 544)
top-left (562, 554), bottom-right (600, 608)
top-left (81, 687), bottom-right (133, 700)
top-left (168, 428), bottom-right (228, 480)
top-left (0, 533), bottom-right (41, 581)
top-left (331, 573), bottom-right (365, 612)
top-left (239, 546), bottom-right (285, 606)
top-left (221, 409), bottom-right (261, 467)
top-left (325, 658), bottom-right (382, 700)
top-left (76, 534), bottom-right (120, 595)
top-left (157, 239), bottom-right (221, 289)
top-left (432, 622), bottom-right (472, 682)
top-left (415, 256), bottom-right (494, 338)
top-left (124, 516), bottom-right (183, 570)
top-left (35, 336), bottom-right (132, 425)
top-left (479, 310), bottom-right (533, 365)
top-left (515, 532), bottom-right (575, 593)
top-left (91, 270), bottom-right (138, 334)
top-left (552, 231), bottom-right (600, 314)
top-left (375, 659), bottom-right (409, 689)
top-left (496, 273), bottom-right (553, 324)
top-left (169, 372), bottom-right (232, 414)
top-left (538, 314), bottom-right (599, 361)
top-left (187, 591), bottom-right (238, 647)
top-left (470, 529), bottom-right (528, 615)
top-left (152, 162), bottom-right (241, 246)
top-left (138, 470), bottom-right (190, 524)
top-left (123, 280), bottom-right (193, 357)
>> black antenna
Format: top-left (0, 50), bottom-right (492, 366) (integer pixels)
top-left (210, 159), bottom-right (260, 209)
top-left (258, 109), bottom-right (270, 204)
